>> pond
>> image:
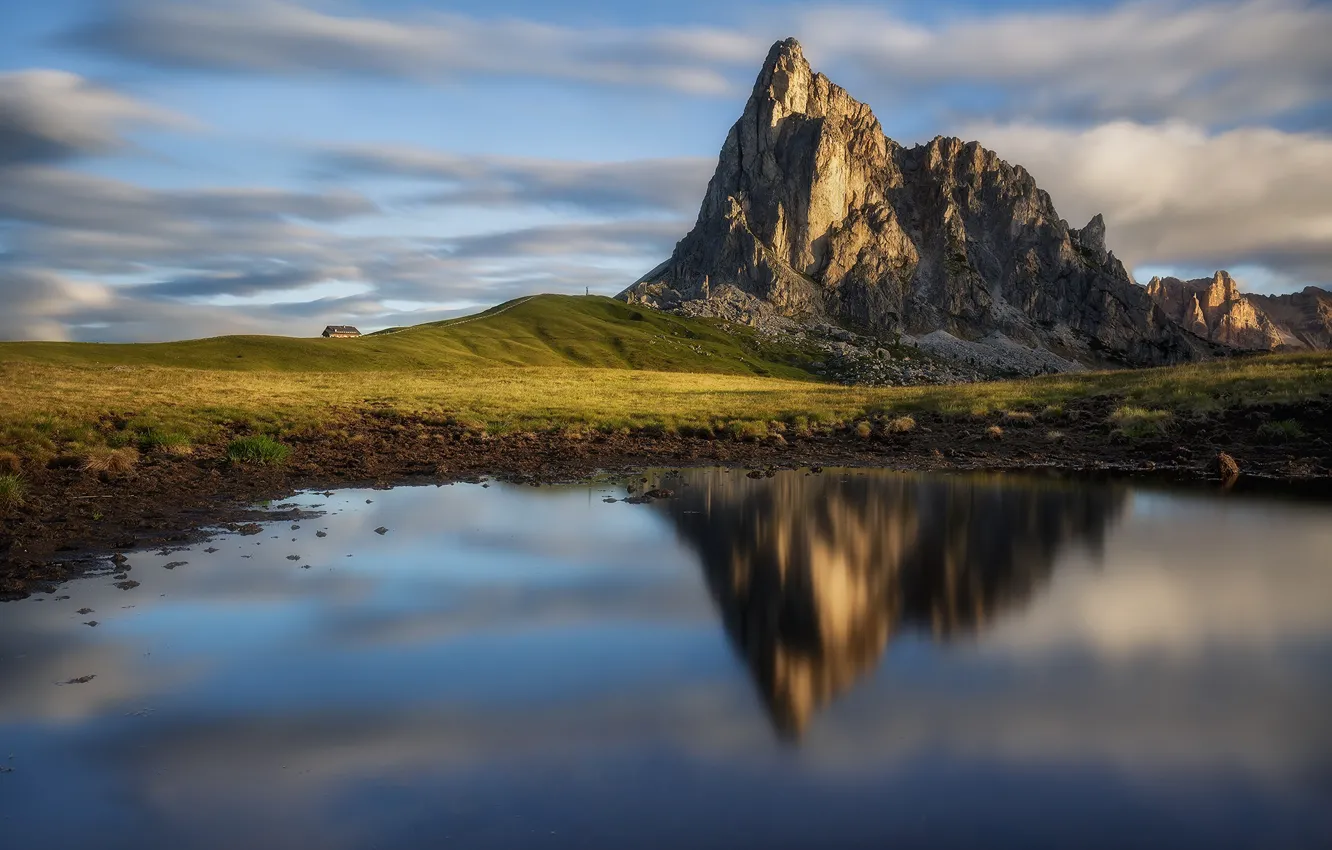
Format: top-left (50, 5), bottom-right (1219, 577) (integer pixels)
top-left (2, 468), bottom-right (1330, 849)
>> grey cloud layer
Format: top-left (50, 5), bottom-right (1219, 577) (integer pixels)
top-left (798, 0), bottom-right (1332, 126)
top-left (69, 0), bottom-right (1332, 126)
top-left (324, 147), bottom-right (713, 216)
top-left (968, 121), bottom-right (1332, 289)
top-left (70, 0), bottom-right (763, 95)
top-left (0, 69), bottom-right (187, 166)
top-left (0, 162), bottom-right (686, 340)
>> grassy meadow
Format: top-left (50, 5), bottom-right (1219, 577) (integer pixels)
top-left (1, 294), bottom-right (1330, 466)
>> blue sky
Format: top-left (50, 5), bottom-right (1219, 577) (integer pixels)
top-left (1, 0), bottom-right (1329, 340)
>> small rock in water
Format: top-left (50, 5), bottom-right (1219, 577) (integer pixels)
top-left (162, 561), bottom-right (186, 570)
top-left (366, 499), bottom-right (373, 504)
top-left (374, 527), bottom-right (388, 535)
top-left (114, 580), bottom-right (139, 591)
top-left (286, 555), bottom-right (301, 561)
top-left (111, 553), bottom-right (128, 565)
top-left (237, 524), bottom-right (262, 536)
top-left (1216, 452), bottom-right (1240, 482)
top-left (642, 488), bottom-right (674, 500)
top-left (77, 608), bottom-right (94, 615)
top-left (603, 497), bottom-right (618, 503)
top-left (204, 547), bottom-right (219, 554)
top-left (63, 675), bottom-right (96, 685)
top-left (315, 531), bottom-right (327, 538)
top-left (291, 525), bottom-right (300, 530)
top-left (83, 621), bottom-right (98, 627)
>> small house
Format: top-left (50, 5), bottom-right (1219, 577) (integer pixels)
top-left (322, 325), bottom-right (361, 338)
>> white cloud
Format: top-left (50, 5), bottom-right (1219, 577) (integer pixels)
top-left (960, 120), bottom-right (1332, 288)
top-left (0, 69), bottom-right (189, 165)
top-left (800, 0), bottom-right (1332, 125)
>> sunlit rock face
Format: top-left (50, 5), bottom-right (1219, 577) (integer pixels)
top-left (657, 470), bottom-right (1127, 737)
top-left (620, 38), bottom-right (1214, 367)
top-left (1147, 273), bottom-right (1332, 351)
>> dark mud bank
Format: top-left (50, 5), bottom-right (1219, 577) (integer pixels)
top-left (3, 398), bottom-right (1330, 599)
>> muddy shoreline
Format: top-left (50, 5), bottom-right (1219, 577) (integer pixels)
top-left (3, 397), bottom-right (1330, 599)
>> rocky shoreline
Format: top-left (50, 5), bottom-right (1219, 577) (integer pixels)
top-left (3, 396), bottom-right (1329, 600)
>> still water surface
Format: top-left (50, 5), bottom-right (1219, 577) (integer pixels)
top-left (2, 469), bottom-right (1330, 849)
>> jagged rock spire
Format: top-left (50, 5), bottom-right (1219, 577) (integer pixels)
top-left (619, 38), bottom-right (1218, 366)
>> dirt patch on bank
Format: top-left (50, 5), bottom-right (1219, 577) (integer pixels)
top-left (2, 397), bottom-right (1329, 599)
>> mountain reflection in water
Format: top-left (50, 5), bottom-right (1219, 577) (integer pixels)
top-left (657, 470), bottom-right (1126, 737)
top-left (3, 470), bottom-right (1329, 850)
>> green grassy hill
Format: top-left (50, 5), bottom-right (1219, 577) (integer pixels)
top-left (0, 295), bottom-right (822, 380)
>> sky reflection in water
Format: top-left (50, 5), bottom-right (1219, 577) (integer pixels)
top-left (1, 469), bottom-right (1330, 849)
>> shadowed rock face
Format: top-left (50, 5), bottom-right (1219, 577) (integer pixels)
top-left (1147, 272), bottom-right (1332, 351)
top-left (656, 469), bottom-right (1127, 738)
top-left (620, 38), bottom-right (1218, 367)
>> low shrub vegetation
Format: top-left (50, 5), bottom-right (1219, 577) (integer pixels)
top-left (727, 420), bottom-right (770, 442)
top-left (1109, 406), bottom-right (1173, 439)
top-left (985, 425), bottom-right (1004, 440)
top-left (855, 421), bottom-right (873, 439)
top-left (0, 450), bottom-right (20, 475)
top-left (82, 447), bottom-right (139, 475)
top-left (885, 416), bottom-right (916, 434)
top-left (138, 428), bottom-right (193, 454)
top-left (1003, 410), bottom-right (1035, 427)
top-left (1257, 419), bottom-right (1305, 442)
top-left (226, 436), bottom-right (291, 465)
top-left (0, 473), bottom-right (25, 508)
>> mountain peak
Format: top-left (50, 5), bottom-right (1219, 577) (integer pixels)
top-left (751, 37), bottom-right (819, 117)
top-left (619, 40), bottom-right (1223, 367)
top-left (763, 37), bottom-right (806, 67)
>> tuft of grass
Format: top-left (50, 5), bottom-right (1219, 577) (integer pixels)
top-left (1003, 410), bottom-right (1035, 427)
top-left (1109, 405), bottom-right (1173, 439)
top-left (727, 419), bottom-right (770, 442)
top-left (82, 447), bottom-right (138, 474)
top-left (985, 425), bottom-right (1004, 440)
top-left (138, 428), bottom-right (192, 454)
top-left (225, 435), bottom-right (291, 465)
top-left (0, 450), bottom-right (20, 475)
top-left (855, 421), bottom-right (873, 439)
top-left (1046, 430), bottom-right (1066, 443)
top-left (1257, 419), bottom-right (1305, 442)
top-left (1040, 404), bottom-right (1065, 419)
top-left (0, 473), bottom-right (25, 508)
top-left (885, 416), bottom-right (916, 434)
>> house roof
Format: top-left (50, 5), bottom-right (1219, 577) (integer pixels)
top-left (323, 325), bottom-right (361, 333)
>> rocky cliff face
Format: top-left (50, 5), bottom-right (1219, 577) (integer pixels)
top-left (1250, 287), bottom-right (1332, 349)
top-left (1147, 271), bottom-right (1282, 350)
top-left (619, 38), bottom-right (1218, 367)
top-left (1146, 273), bottom-right (1332, 350)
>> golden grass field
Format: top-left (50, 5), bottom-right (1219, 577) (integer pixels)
top-left (3, 348), bottom-right (1330, 464)
top-left (2, 294), bottom-right (1330, 465)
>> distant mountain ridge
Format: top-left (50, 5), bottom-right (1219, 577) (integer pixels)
top-left (1147, 272), bottom-right (1332, 351)
top-left (619, 38), bottom-right (1328, 366)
